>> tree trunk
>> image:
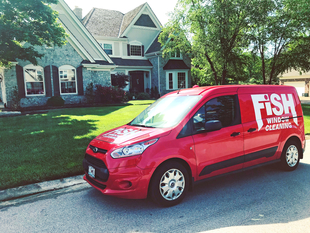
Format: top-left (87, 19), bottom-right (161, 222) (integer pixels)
top-left (205, 52), bottom-right (218, 85)
top-left (260, 45), bottom-right (266, 84)
top-left (221, 63), bottom-right (227, 85)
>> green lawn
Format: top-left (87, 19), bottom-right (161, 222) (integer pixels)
top-left (0, 100), bottom-right (154, 190)
top-left (0, 101), bottom-right (309, 190)
top-left (302, 104), bottom-right (310, 135)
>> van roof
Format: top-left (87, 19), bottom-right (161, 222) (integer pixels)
top-left (163, 85), bottom-right (297, 97)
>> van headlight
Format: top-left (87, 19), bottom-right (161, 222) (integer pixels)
top-left (110, 138), bottom-right (158, 159)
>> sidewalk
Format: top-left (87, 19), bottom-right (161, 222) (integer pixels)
top-left (0, 175), bottom-right (87, 202)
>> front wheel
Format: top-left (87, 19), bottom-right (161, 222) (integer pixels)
top-left (280, 140), bottom-right (301, 171)
top-left (149, 161), bottom-right (189, 207)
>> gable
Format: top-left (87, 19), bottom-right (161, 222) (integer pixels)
top-left (134, 14), bottom-right (156, 28)
top-left (52, 0), bottom-right (113, 64)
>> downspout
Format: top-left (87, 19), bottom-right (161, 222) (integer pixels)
top-left (157, 53), bottom-right (161, 95)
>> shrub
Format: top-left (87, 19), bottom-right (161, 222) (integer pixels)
top-left (125, 91), bottom-right (134, 101)
top-left (10, 86), bottom-right (21, 110)
top-left (95, 85), bottom-right (126, 104)
top-left (136, 92), bottom-right (150, 100)
top-left (111, 73), bottom-right (130, 89)
top-left (47, 96), bottom-right (65, 106)
top-left (85, 82), bottom-right (95, 104)
top-left (150, 86), bottom-right (159, 99)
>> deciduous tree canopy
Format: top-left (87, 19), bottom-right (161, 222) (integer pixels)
top-left (160, 0), bottom-right (310, 85)
top-left (0, 0), bottom-right (66, 66)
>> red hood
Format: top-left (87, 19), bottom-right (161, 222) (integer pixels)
top-left (95, 125), bottom-right (171, 145)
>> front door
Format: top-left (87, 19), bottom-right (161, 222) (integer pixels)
top-left (130, 71), bottom-right (144, 93)
top-left (192, 94), bottom-right (244, 180)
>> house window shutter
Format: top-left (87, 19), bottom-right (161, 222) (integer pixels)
top-left (44, 65), bottom-right (52, 97)
top-left (16, 64), bottom-right (25, 98)
top-left (52, 65), bottom-right (60, 96)
top-left (142, 45), bottom-right (144, 57)
top-left (77, 66), bottom-right (84, 95)
top-left (127, 44), bottom-right (131, 56)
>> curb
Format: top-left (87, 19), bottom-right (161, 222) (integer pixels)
top-left (0, 175), bottom-right (87, 202)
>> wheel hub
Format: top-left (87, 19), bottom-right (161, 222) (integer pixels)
top-left (286, 145), bottom-right (299, 167)
top-left (159, 168), bottom-right (185, 201)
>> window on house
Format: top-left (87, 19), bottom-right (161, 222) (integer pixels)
top-left (178, 72), bottom-right (186, 88)
top-left (169, 73), bottom-right (173, 89)
top-left (103, 44), bottom-right (113, 55)
top-left (131, 45), bottom-right (142, 56)
top-left (59, 65), bottom-right (77, 94)
top-left (24, 65), bottom-right (45, 95)
top-left (171, 49), bottom-right (181, 58)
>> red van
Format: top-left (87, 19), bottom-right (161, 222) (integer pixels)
top-left (83, 85), bottom-right (305, 206)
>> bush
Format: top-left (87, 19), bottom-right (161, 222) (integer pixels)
top-left (95, 85), bottom-right (126, 104)
top-left (10, 86), bottom-right (21, 110)
top-left (85, 82), bottom-right (95, 104)
top-left (150, 87), bottom-right (159, 99)
top-left (111, 73), bottom-right (130, 89)
top-left (136, 92), bottom-right (150, 100)
top-left (46, 96), bottom-right (65, 106)
top-left (125, 91), bottom-right (134, 101)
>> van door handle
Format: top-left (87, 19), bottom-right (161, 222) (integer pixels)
top-left (230, 132), bottom-right (240, 137)
top-left (247, 128), bottom-right (256, 133)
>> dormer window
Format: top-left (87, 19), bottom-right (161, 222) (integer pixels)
top-left (170, 49), bottom-right (181, 59)
top-left (127, 42), bottom-right (144, 57)
top-left (131, 45), bottom-right (142, 56)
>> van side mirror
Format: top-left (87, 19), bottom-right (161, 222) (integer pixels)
top-left (205, 120), bottom-right (222, 132)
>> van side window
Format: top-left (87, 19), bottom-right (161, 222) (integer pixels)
top-left (193, 95), bottom-right (239, 133)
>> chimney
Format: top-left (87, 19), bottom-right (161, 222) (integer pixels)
top-left (73, 6), bottom-right (82, 20)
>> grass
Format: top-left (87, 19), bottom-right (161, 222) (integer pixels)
top-left (0, 101), bottom-right (309, 190)
top-left (0, 100), bottom-right (154, 190)
top-left (302, 104), bottom-right (310, 135)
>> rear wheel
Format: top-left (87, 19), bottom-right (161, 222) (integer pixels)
top-left (280, 139), bottom-right (301, 171)
top-left (150, 161), bottom-right (189, 207)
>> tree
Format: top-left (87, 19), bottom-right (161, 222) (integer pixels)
top-left (160, 0), bottom-right (262, 85)
top-left (250, 0), bottom-right (310, 84)
top-left (0, 0), bottom-right (66, 66)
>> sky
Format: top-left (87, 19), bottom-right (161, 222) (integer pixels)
top-left (64, 0), bottom-right (178, 26)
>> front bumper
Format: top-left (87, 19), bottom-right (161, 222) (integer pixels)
top-left (83, 154), bottom-right (152, 199)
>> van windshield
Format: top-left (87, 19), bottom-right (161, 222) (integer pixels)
top-left (129, 95), bottom-right (202, 128)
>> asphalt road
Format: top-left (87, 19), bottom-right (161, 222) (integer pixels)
top-left (1, 148), bottom-right (310, 232)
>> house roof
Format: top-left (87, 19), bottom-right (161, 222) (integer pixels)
top-left (83, 3), bottom-right (156, 38)
top-left (119, 3), bottom-right (145, 36)
top-left (146, 34), bottom-right (162, 54)
top-left (163, 60), bottom-right (190, 70)
top-left (111, 58), bottom-right (152, 67)
top-left (52, 0), bottom-right (113, 65)
top-left (81, 60), bottom-right (113, 66)
top-left (83, 8), bottom-right (124, 37)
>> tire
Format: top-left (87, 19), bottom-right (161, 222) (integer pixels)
top-left (149, 161), bottom-right (189, 207)
top-left (280, 139), bottom-right (301, 171)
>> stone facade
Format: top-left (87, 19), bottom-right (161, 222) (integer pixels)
top-left (148, 54), bottom-right (192, 96)
top-left (3, 42), bottom-right (112, 108)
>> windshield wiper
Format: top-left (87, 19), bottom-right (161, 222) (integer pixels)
top-left (130, 124), bottom-right (155, 128)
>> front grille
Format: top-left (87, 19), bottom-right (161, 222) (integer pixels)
top-left (84, 153), bottom-right (106, 168)
top-left (83, 154), bottom-right (109, 182)
top-left (89, 145), bottom-right (107, 154)
top-left (86, 174), bottom-right (107, 190)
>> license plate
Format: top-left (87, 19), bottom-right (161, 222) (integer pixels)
top-left (88, 165), bottom-right (95, 178)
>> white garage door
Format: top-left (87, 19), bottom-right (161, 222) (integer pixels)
top-left (284, 81), bottom-right (305, 97)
